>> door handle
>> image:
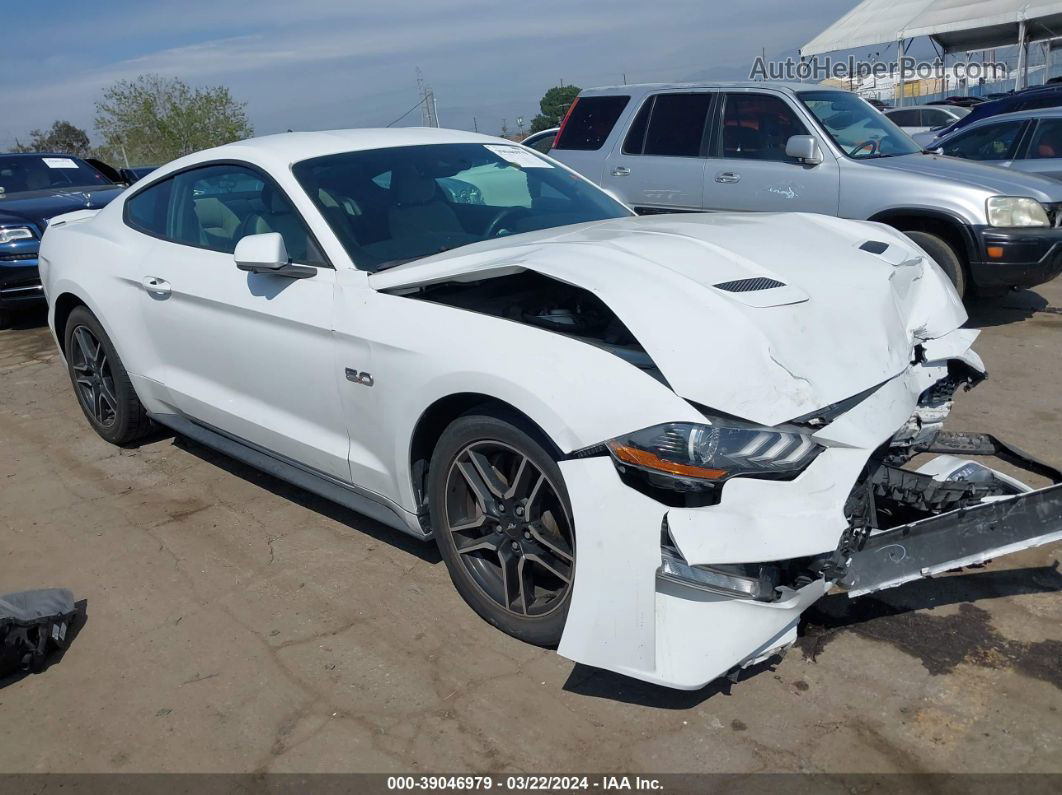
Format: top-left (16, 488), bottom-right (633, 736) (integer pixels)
top-left (142, 276), bottom-right (171, 296)
top-left (715, 171), bottom-right (741, 184)
top-left (610, 166), bottom-right (631, 176)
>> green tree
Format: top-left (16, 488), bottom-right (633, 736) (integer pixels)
top-left (94, 74), bottom-right (253, 165)
top-left (529, 84), bottom-right (581, 133)
top-left (11, 120), bottom-right (92, 156)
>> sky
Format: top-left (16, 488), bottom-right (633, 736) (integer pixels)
top-left (3, 0), bottom-right (868, 148)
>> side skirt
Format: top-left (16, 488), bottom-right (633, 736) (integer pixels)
top-left (148, 412), bottom-right (430, 540)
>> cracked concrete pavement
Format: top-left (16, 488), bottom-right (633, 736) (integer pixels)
top-left (0, 278), bottom-right (1060, 774)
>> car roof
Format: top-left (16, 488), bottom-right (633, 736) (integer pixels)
top-left (885, 105), bottom-right (964, 115)
top-left (580, 80), bottom-right (825, 96)
top-left (0, 151), bottom-right (86, 159)
top-left (959, 107), bottom-right (1062, 126)
top-left (148, 127), bottom-right (514, 177)
top-left (521, 128), bottom-right (559, 142)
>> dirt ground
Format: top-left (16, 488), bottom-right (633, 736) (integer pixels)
top-left (1, 278), bottom-right (1060, 775)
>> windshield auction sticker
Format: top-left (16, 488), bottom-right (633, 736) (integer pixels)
top-left (42, 157), bottom-right (79, 169)
top-left (484, 145), bottom-right (553, 168)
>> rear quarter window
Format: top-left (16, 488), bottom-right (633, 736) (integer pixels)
top-left (553, 95), bottom-right (630, 151)
top-left (124, 178), bottom-right (173, 236)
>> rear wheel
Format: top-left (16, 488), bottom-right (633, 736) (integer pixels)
top-left (64, 306), bottom-right (151, 445)
top-left (428, 413), bottom-right (575, 647)
top-left (903, 230), bottom-right (967, 299)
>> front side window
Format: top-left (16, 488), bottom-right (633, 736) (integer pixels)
top-left (293, 143), bottom-right (631, 270)
top-left (941, 121), bottom-right (1025, 161)
top-left (164, 164), bottom-right (325, 265)
top-left (799, 90), bottom-right (921, 158)
top-left (623, 93), bottom-right (712, 158)
top-left (720, 93), bottom-right (809, 162)
top-left (1026, 119), bottom-right (1062, 159)
top-left (552, 96), bottom-right (630, 151)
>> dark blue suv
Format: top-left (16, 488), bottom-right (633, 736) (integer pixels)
top-left (0, 153), bottom-right (125, 327)
top-left (939, 85), bottom-right (1062, 139)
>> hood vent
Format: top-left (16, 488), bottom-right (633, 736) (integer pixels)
top-left (713, 277), bottom-right (785, 293)
top-left (859, 240), bottom-right (889, 255)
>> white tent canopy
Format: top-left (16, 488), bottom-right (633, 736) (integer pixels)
top-left (801, 0), bottom-right (1062, 56)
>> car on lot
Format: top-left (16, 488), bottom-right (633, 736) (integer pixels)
top-left (926, 109), bottom-right (1062, 181)
top-left (548, 81), bottom-right (1062, 298)
top-left (38, 128), bottom-right (1062, 690)
top-left (884, 104), bottom-right (970, 135)
top-left (925, 84), bottom-right (1062, 143)
top-left (0, 153), bottom-right (124, 327)
top-left (520, 128), bottom-right (559, 154)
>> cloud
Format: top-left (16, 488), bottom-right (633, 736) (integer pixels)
top-left (3, 0), bottom-right (855, 147)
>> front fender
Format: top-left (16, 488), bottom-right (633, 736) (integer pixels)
top-left (352, 290), bottom-right (705, 512)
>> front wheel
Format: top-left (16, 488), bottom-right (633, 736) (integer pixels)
top-left (64, 306), bottom-right (152, 445)
top-left (902, 230), bottom-right (967, 299)
top-left (428, 413), bottom-right (575, 647)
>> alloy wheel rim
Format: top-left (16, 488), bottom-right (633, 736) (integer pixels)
top-left (70, 325), bottom-right (118, 427)
top-left (444, 440), bottom-right (574, 618)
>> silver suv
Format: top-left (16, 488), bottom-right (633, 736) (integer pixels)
top-left (549, 82), bottom-right (1062, 298)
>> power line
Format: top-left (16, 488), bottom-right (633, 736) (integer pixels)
top-left (385, 95), bottom-right (429, 128)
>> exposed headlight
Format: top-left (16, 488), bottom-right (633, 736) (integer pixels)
top-left (986, 196), bottom-right (1049, 228)
top-left (605, 417), bottom-right (822, 492)
top-left (0, 226), bottom-right (35, 244)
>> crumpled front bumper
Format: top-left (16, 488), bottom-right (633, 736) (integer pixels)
top-left (555, 333), bottom-right (1062, 691)
top-left (557, 454), bottom-right (1062, 690)
top-left (557, 456), bottom-right (842, 690)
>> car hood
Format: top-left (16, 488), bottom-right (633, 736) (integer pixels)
top-left (865, 152), bottom-right (1062, 201)
top-left (370, 213), bottom-right (967, 426)
top-left (0, 185), bottom-right (124, 231)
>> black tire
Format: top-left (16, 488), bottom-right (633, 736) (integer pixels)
top-left (902, 230), bottom-right (967, 299)
top-left (428, 412), bottom-right (575, 647)
top-left (64, 306), bottom-right (151, 445)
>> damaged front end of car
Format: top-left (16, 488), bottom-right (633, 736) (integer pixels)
top-left (371, 212), bottom-right (1061, 690)
top-left (557, 336), bottom-right (1062, 690)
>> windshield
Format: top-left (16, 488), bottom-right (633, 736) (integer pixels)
top-left (292, 143), bottom-right (632, 270)
top-left (799, 91), bottom-right (922, 158)
top-left (0, 155), bottom-right (114, 199)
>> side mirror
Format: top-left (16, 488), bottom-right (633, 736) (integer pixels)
top-left (235, 232), bottom-right (288, 271)
top-left (234, 232), bottom-right (315, 279)
top-left (785, 135), bottom-right (824, 165)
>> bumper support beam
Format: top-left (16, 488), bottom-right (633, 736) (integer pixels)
top-left (839, 483), bottom-right (1062, 597)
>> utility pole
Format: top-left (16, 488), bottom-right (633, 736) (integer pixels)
top-left (473, 117), bottom-right (478, 132)
top-left (415, 67), bottom-right (439, 127)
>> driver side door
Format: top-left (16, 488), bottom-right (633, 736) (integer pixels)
top-left (129, 163), bottom-right (351, 480)
top-left (703, 92), bottom-right (839, 215)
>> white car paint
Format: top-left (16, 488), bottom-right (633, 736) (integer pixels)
top-left (37, 128), bottom-right (1057, 690)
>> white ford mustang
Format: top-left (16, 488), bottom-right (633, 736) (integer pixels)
top-left (39, 128), bottom-right (1062, 689)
